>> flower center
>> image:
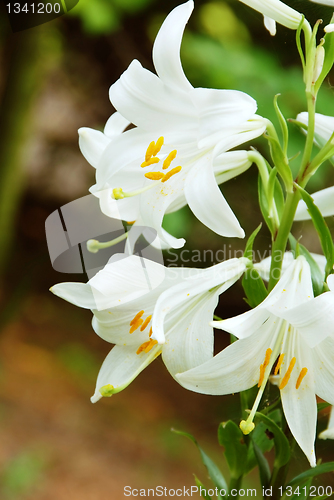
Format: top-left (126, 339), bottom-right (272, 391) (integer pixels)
top-left (129, 310), bottom-right (158, 355)
top-left (112, 137), bottom-right (182, 200)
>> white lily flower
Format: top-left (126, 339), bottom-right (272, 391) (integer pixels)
top-left (254, 251), bottom-right (327, 281)
top-left (237, 0), bottom-right (303, 36)
top-left (319, 406), bottom-right (334, 439)
top-left (79, 0), bottom-right (266, 249)
top-left (178, 256), bottom-right (334, 466)
top-left (51, 254), bottom-right (248, 402)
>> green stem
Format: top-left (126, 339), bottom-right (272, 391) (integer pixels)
top-left (297, 91), bottom-right (316, 185)
top-left (229, 476), bottom-right (243, 500)
top-left (268, 190), bottom-right (300, 291)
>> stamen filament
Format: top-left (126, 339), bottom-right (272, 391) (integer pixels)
top-left (152, 137), bottom-right (164, 156)
top-left (163, 150), bottom-right (177, 169)
top-left (279, 357), bottom-right (296, 390)
top-left (141, 157), bottom-right (160, 168)
top-left (162, 166), bottom-right (182, 182)
top-left (274, 353), bottom-right (285, 375)
top-left (296, 367), bottom-right (308, 389)
top-left (140, 315), bottom-right (152, 331)
top-left (145, 172), bottom-right (164, 181)
top-left (87, 232), bottom-right (128, 254)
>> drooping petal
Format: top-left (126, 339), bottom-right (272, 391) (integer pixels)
top-left (109, 60), bottom-right (197, 134)
top-left (238, 0), bottom-right (302, 30)
top-left (78, 127), bottom-right (111, 167)
top-left (176, 325), bottom-right (272, 394)
top-left (162, 292), bottom-right (217, 377)
top-left (313, 337), bottom-right (334, 406)
top-left (152, 258), bottom-right (247, 343)
top-left (295, 186), bottom-right (334, 220)
top-left (91, 343), bottom-right (161, 403)
top-left (276, 291), bottom-right (334, 347)
top-left (254, 252), bottom-right (294, 282)
top-left (296, 112), bottom-right (334, 150)
top-left (280, 332), bottom-right (317, 467)
top-left (189, 87), bottom-right (257, 142)
top-left (152, 0), bottom-right (193, 92)
top-left (263, 15), bottom-right (276, 35)
top-left (185, 154), bottom-right (245, 238)
top-left (213, 150), bottom-right (252, 185)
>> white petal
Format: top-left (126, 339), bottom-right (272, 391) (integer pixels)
top-left (263, 16), bottom-right (276, 36)
top-left (313, 337), bottom-right (334, 405)
top-left (162, 292), bottom-right (217, 377)
top-left (189, 88), bottom-right (257, 142)
top-left (152, 0), bottom-right (193, 92)
top-left (152, 258), bottom-right (246, 343)
top-left (91, 343), bottom-right (161, 403)
top-left (213, 307), bottom-right (269, 339)
top-left (280, 333), bottom-right (317, 467)
top-left (254, 252), bottom-right (294, 282)
top-left (109, 60), bottom-right (197, 133)
top-left (51, 281), bottom-right (97, 309)
top-left (103, 112), bottom-right (130, 138)
top-left (278, 292), bottom-right (334, 347)
top-left (295, 186), bottom-right (334, 220)
top-left (213, 150), bottom-right (252, 185)
top-left (176, 326), bottom-right (271, 394)
top-left (327, 273), bottom-right (334, 291)
top-left (238, 0), bottom-right (302, 30)
top-left (78, 127), bottom-right (111, 167)
top-left (185, 155), bottom-right (245, 238)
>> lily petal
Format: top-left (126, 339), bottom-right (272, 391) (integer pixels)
top-left (78, 127), bottom-right (111, 167)
top-left (104, 112), bottom-right (130, 138)
top-left (152, 0), bottom-right (193, 92)
top-left (313, 337), bottom-right (334, 405)
top-left (91, 343), bottom-right (161, 403)
top-left (295, 186), bottom-right (334, 220)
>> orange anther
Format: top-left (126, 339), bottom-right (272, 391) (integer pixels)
top-left (163, 150), bottom-right (177, 169)
top-left (162, 166), bottom-right (182, 182)
top-left (152, 137), bottom-right (164, 156)
top-left (130, 310), bottom-right (144, 326)
top-left (145, 141), bottom-right (156, 162)
top-left (279, 357), bottom-right (296, 390)
top-left (140, 315), bottom-right (152, 332)
top-left (145, 172), bottom-right (164, 181)
top-left (296, 368), bottom-right (308, 389)
top-left (141, 157), bottom-right (160, 168)
top-left (274, 353), bottom-right (285, 375)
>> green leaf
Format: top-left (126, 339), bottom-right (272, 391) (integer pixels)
top-left (294, 185), bottom-right (334, 278)
top-left (243, 223), bottom-right (262, 261)
top-left (287, 462), bottom-right (334, 486)
top-left (194, 476), bottom-right (212, 500)
top-left (173, 429), bottom-right (228, 492)
top-left (245, 409), bottom-right (280, 473)
top-left (218, 421), bottom-right (248, 479)
top-left (242, 269), bottom-right (268, 308)
top-left (265, 133), bottom-right (293, 190)
top-left (252, 440), bottom-right (271, 488)
top-left (288, 234), bottom-right (324, 296)
top-left (254, 412), bottom-right (290, 469)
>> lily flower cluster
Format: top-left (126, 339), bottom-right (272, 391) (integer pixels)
top-left (50, 0), bottom-right (334, 473)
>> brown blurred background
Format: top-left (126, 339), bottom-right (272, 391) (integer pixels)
top-left (0, 0), bottom-right (334, 498)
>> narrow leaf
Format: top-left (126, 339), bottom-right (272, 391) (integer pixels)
top-left (315, 15), bottom-right (334, 94)
top-left (274, 95), bottom-right (288, 156)
top-left (294, 185), bottom-right (334, 278)
top-left (173, 429), bottom-right (228, 492)
top-left (288, 462), bottom-right (334, 486)
top-left (242, 269), bottom-right (268, 308)
top-left (252, 440), bottom-right (271, 489)
top-left (194, 476), bottom-right (212, 500)
top-left (244, 223), bottom-right (262, 261)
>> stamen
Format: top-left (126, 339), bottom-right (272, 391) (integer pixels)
top-left (141, 157), bottom-right (160, 168)
top-left (145, 141), bottom-right (156, 162)
top-left (145, 172), bottom-right (164, 181)
top-left (126, 220), bottom-right (136, 225)
top-left (163, 150), bottom-right (177, 169)
top-left (274, 353), bottom-right (285, 375)
top-left (152, 137), bottom-right (164, 156)
top-left (113, 187), bottom-right (125, 199)
top-left (258, 348), bottom-right (272, 387)
top-left (149, 326), bottom-right (153, 337)
top-left (140, 315), bottom-right (152, 331)
top-left (136, 339), bottom-right (158, 355)
top-left (130, 318), bottom-right (143, 333)
top-left (279, 357), bottom-right (296, 390)
top-left (130, 310), bottom-right (145, 326)
top-left (296, 367), bottom-right (308, 389)
top-left (162, 166), bottom-right (182, 183)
